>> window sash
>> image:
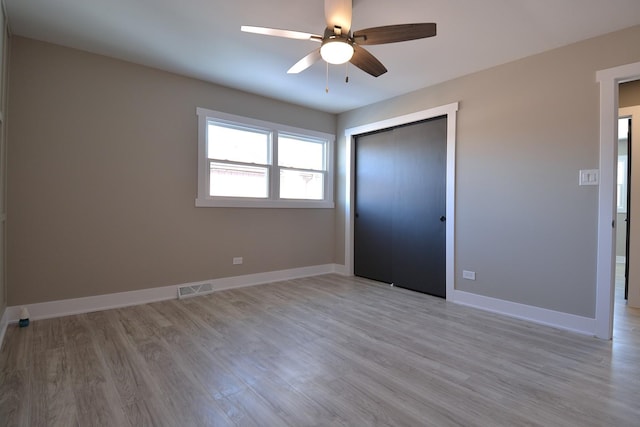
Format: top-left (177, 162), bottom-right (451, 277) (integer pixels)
top-left (278, 167), bottom-right (326, 200)
top-left (209, 161), bottom-right (271, 199)
top-left (277, 134), bottom-right (326, 171)
top-left (207, 121), bottom-right (271, 165)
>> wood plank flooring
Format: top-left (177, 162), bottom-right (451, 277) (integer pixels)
top-left (1, 274), bottom-right (639, 426)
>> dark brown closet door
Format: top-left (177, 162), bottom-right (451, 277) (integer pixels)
top-left (354, 116), bottom-right (447, 297)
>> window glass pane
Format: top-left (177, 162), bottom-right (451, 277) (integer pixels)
top-left (280, 169), bottom-right (324, 200)
top-left (208, 122), bottom-right (269, 164)
top-left (617, 155), bottom-right (628, 212)
top-left (210, 162), bottom-right (268, 198)
top-left (278, 136), bottom-right (324, 170)
top-left (618, 159), bottom-right (626, 183)
top-left (617, 184), bottom-right (623, 210)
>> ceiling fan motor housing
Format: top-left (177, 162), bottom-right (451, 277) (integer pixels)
top-left (320, 32), bottom-right (354, 64)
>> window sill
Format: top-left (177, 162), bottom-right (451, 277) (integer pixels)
top-left (195, 197), bottom-right (334, 209)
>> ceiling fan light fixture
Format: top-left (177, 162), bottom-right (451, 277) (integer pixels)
top-left (320, 38), bottom-right (354, 64)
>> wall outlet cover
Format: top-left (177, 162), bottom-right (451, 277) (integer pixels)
top-left (462, 270), bottom-right (476, 280)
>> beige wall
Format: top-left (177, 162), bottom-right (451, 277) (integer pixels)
top-left (616, 211), bottom-right (627, 258)
top-left (336, 25), bottom-right (640, 318)
top-left (620, 80), bottom-right (640, 108)
top-left (7, 37), bottom-right (337, 305)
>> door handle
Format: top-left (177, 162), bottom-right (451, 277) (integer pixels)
top-left (440, 216), bottom-right (446, 222)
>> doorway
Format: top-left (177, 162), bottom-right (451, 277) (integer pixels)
top-left (354, 117), bottom-right (447, 296)
top-left (595, 61), bottom-right (640, 339)
top-left (619, 99), bottom-right (640, 312)
top-left (617, 117), bottom-right (631, 300)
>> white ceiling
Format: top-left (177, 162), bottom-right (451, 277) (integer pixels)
top-left (5, 0), bottom-right (640, 114)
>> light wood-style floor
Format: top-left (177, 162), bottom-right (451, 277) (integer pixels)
top-left (1, 273), bottom-right (639, 426)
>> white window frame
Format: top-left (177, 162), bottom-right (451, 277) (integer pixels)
top-left (196, 107), bottom-right (335, 208)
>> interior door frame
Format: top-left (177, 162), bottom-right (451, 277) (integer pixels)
top-left (596, 61), bottom-right (640, 339)
top-left (344, 102), bottom-right (459, 299)
top-left (620, 115), bottom-right (632, 301)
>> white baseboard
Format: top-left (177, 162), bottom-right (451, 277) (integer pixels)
top-left (333, 264), bottom-right (349, 276)
top-left (449, 290), bottom-right (596, 336)
top-left (2, 264), bottom-right (344, 324)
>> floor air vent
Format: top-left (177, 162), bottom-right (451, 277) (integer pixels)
top-left (177, 283), bottom-right (214, 300)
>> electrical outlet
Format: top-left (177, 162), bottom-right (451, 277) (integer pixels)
top-left (233, 257), bottom-right (243, 265)
top-left (462, 270), bottom-right (476, 280)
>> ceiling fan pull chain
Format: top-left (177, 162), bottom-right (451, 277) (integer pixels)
top-left (326, 61), bottom-right (330, 93)
top-left (345, 62), bottom-right (349, 83)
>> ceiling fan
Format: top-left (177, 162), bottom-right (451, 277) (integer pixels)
top-left (241, 0), bottom-right (436, 78)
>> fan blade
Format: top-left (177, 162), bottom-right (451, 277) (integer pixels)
top-left (350, 45), bottom-right (387, 77)
top-left (353, 23), bottom-right (436, 45)
top-left (287, 49), bottom-right (322, 74)
top-left (241, 26), bottom-right (322, 42)
top-left (324, 0), bottom-right (352, 34)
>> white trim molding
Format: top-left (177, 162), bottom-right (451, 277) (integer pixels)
top-left (1, 264), bottom-right (343, 324)
top-left (595, 61), bottom-right (640, 339)
top-left (0, 307), bottom-right (9, 349)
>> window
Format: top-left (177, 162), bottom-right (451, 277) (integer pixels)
top-left (617, 117), bottom-right (631, 213)
top-left (196, 108), bottom-right (334, 208)
top-left (617, 155), bottom-right (627, 213)
top-left (278, 135), bottom-right (325, 200)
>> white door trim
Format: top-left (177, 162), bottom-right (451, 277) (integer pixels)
top-left (344, 102), bottom-right (459, 299)
top-left (596, 61), bottom-right (640, 339)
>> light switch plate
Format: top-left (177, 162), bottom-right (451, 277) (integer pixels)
top-left (579, 169), bottom-right (599, 186)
